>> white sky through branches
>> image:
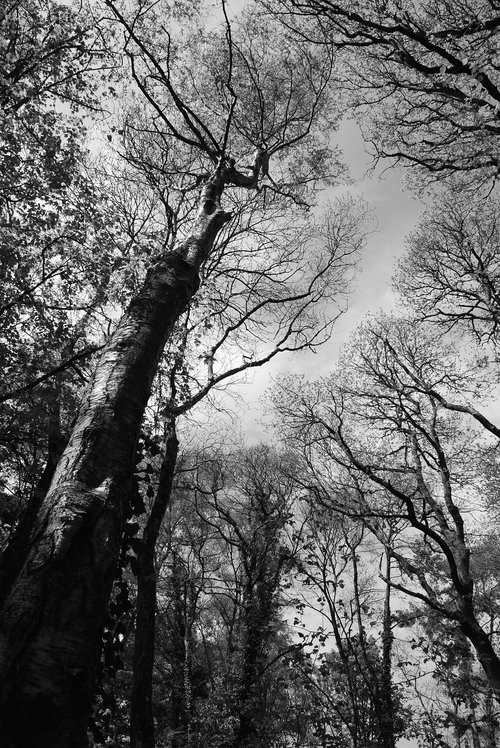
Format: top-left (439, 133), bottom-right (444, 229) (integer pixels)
top-left (237, 118), bottom-right (425, 444)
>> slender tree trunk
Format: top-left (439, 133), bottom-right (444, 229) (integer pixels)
top-left (350, 534), bottom-right (392, 747)
top-left (235, 599), bottom-right (261, 748)
top-left (326, 595), bottom-right (359, 745)
top-left (170, 555), bottom-right (193, 748)
top-left (0, 175), bottom-right (231, 748)
top-left (182, 623), bottom-right (193, 748)
top-left (380, 548), bottom-right (395, 748)
top-left (130, 417), bottom-right (179, 748)
top-left (484, 688), bottom-right (497, 748)
top-left (484, 614), bottom-right (498, 748)
top-left (235, 556), bottom-right (278, 748)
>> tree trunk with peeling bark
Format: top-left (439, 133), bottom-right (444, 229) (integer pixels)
top-left (0, 175), bottom-right (231, 748)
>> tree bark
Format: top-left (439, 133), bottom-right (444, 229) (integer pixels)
top-left (169, 553), bottom-right (194, 748)
top-left (235, 594), bottom-right (262, 748)
top-left (0, 176), bottom-right (231, 748)
top-left (235, 552), bottom-right (279, 747)
top-left (130, 417), bottom-right (179, 748)
top-left (380, 548), bottom-right (395, 748)
top-left (460, 612), bottom-right (500, 702)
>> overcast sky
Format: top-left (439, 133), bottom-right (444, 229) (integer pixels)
top-left (234, 117), bottom-right (425, 443)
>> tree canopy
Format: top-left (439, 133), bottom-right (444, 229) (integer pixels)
top-left (2, 2), bottom-right (500, 748)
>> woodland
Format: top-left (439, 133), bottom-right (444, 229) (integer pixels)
top-left (1, 1), bottom-right (500, 747)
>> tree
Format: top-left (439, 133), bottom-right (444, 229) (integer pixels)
top-left (291, 507), bottom-right (404, 748)
top-left (1, 0), bottom-right (106, 115)
top-left (398, 602), bottom-right (500, 748)
top-left (192, 445), bottom-right (301, 748)
top-left (273, 315), bottom-right (500, 702)
top-left (267, 0), bottom-right (500, 739)
top-left (128, 186), bottom-right (362, 747)
top-left (0, 0), bottom-right (118, 606)
top-left (130, 445), bottom-right (306, 748)
top-left (395, 192), bottom-right (500, 348)
top-left (0, 2), bottom-right (353, 745)
top-left (278, 0), bottom-right (500, 189)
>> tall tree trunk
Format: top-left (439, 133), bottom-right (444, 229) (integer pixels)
top-left (484, 689), bottom-right (498, 748)
top-left (484, 614), bottom-right (498, 748)
top-left (130, 417), bottom-right (179, 748)
top-left (170, 554), bottom-right (193, 748)
top-left (182, 622), bottom-right (194, 748)
top-left (380, 548), bottom-right (395, 748)
top-left (235, 594), bottom-right (261, 748)
top-left (235, 563), bottom-right (277, 748)
top-left (0, 175), bottom-right (230, 748)
top-left (326, 594), bottom-right (359, 746)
